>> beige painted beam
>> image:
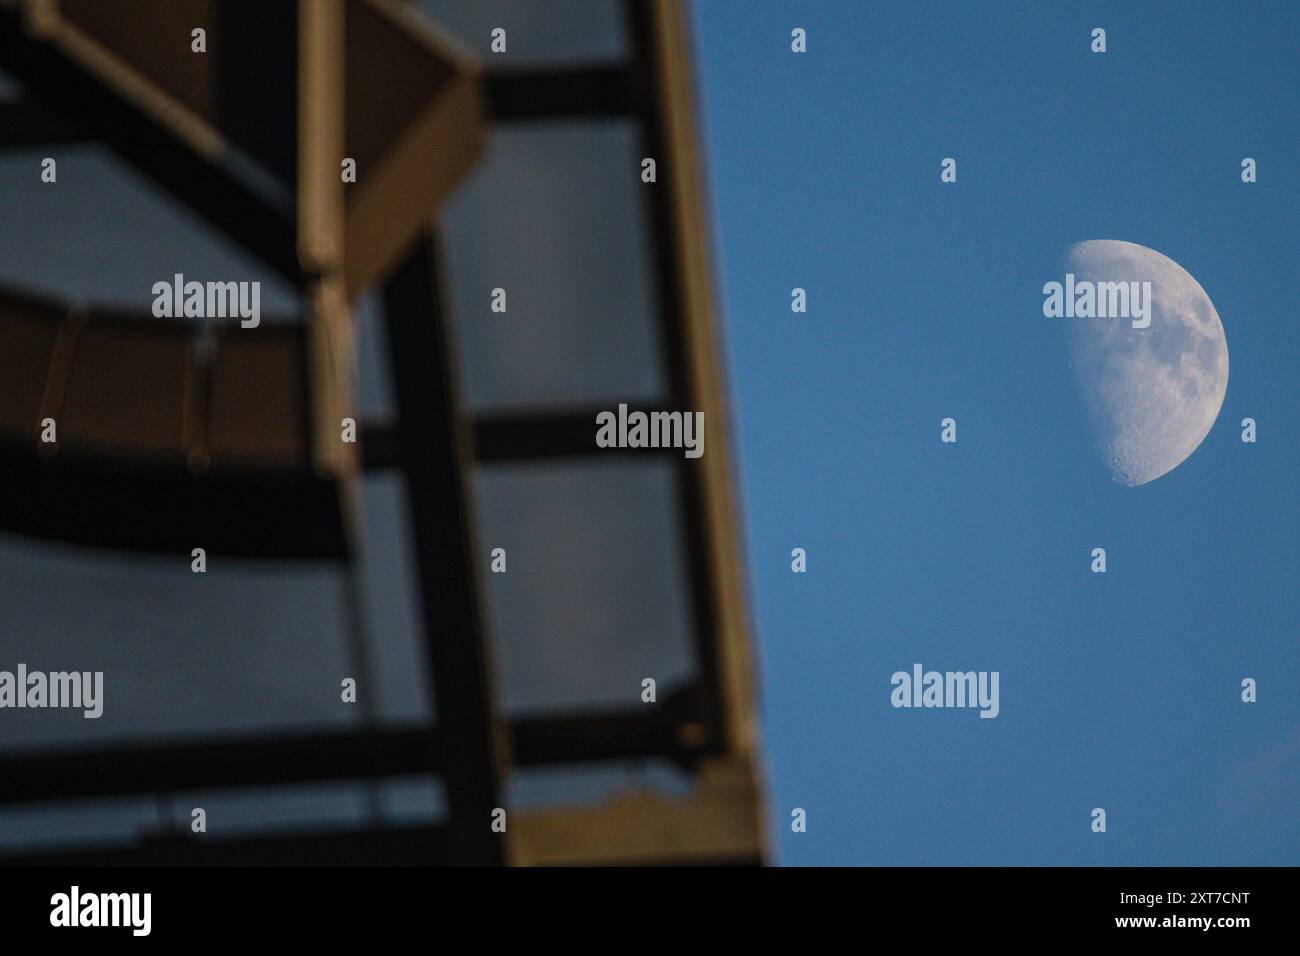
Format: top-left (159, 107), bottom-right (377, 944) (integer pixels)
top-left (644, 0), bottom-right (760, 762)
top-left (508, 758), bottom-right (762, 866)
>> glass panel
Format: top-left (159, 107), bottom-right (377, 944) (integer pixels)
top-left (0, 780), bottom-right (444, 855)
top-left (0, 144), bottom-right (300, 318)
top-left (352, 472), bottom-right (434, 722)
top-left (474, 457), bottom-right (697, 714)
top-left (441, 123), bottom-right (666, 411)
top-left (0, 472), bottom-right (433, 752)
top-left (0, 540), bottom-right (353, 750)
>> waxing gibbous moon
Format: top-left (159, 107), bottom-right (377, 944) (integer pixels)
top-left (1064, 240), bottom-right (1228, 486)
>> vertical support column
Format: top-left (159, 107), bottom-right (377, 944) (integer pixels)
top-left (297, 0), bottom-right (345, 274)
top-left (382, 231), bottom-right (509, 866)
top-left (628, 0), bottom-right (759, 760)
top-left (298, 0), bottom-right (354, 484)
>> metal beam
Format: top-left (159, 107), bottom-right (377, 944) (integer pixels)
top-left (472, 406), bottom-right (670, 462)
top-left (0, 726), bottom-right (433, 805)
top-left (0, 61), bottom-right (637, 151)
top-left (361, 405), bottom-right (677, 470)
top-left (366, 402), bottom-right (691, 470)
top-left (627, 0), bottom-right (760, 762)
top-left (381, 230), bottom-right (508, 865)
top-left (0, 690), bottom-right (712, 806)
top-left (0, 289), bottom-right (351, 558)
top-left (0, 94), bottom-right (85, 145)
top-left (0, 823), bottom-right (451, 867)
top-left (0, 459), bottom-right (349, 557)
top-left (485, 63), bottom-right (635, 121)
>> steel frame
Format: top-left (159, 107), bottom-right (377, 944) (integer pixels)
top-left (0, 0), bottom-right (763, 866)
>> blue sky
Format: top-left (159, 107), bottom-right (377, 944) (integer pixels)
top-left (692, 0), bottom-right (1299, 864)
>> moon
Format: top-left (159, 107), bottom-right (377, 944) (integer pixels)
top-left (1064, 240), bottom-right (1228, 486)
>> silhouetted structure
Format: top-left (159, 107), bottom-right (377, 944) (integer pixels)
top-left (0, 0), bottom-right (763, 865)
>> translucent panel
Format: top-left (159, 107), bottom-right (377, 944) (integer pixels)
top-left (351, 473), bottom-right (434, 722)
top-left (0, 539), bottom-right (354, 750)
top-left (441, 123), bottom-right (666, 411)
top-left (162, 783), bottom-right (372, 839)
top-left (378, 776), bottom-right (445, 824)
top-left (0, 779), bottom-right (444, 854)
top-left (0, 796), bottom-right (159, 854)
top-left (420, 0), bottom-right (626, 63)
top-left (0, 471), bottom-right (431, 750)
top-left (474, 458), bottom-right (696, 714)
top-left (0, 145), bottom-right (300, 317)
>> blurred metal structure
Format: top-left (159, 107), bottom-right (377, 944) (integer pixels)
top-left (0, 0), bottom-right (763, 865)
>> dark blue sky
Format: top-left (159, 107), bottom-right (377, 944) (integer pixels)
top-left (692, 0), bottom-right (1299, 864)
